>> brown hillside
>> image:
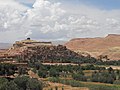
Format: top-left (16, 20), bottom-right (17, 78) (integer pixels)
top-left (1, 38), bottom-right (92, 63)
top-left (65, 34), bottom-right (120, 60)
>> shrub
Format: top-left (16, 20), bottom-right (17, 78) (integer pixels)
top-left (113, 80), bottom-right (120, 85)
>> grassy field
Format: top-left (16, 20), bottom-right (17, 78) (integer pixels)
top-left (43, 82), bottom-right (89, 90)
top-left (48, 77), bottom-right (120, 90)
top-left (27, 63), bottom-right (120, 90)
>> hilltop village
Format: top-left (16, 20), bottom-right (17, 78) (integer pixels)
top-left (0, 38), bottom-right (52, 66)
top-left (0, 38), bottom-right (88, 77)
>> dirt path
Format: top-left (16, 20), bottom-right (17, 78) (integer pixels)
top-left (106, 65), bottom-right (120, 70)
top-left (42, 63), bottom-right (78, 66)
top-left (28, 70), bottom-right (45, 81)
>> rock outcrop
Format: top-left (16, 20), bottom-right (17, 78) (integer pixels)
top-left (65, 34), bottom-right (120, 60)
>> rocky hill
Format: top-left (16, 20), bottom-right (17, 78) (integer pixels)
top-left (0, 38), bottom-right (97, 63)
top-left (25, 45), bottom-right (83, 63)
top-left (13, 45), bottom-right (96, 63)
top-left (65, 34), bottom-right (120, 60)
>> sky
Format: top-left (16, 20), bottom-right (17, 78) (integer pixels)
top-left (0, 0), bottom-right (120, 42)
top-left (18, 0), bottom-right (120, 10)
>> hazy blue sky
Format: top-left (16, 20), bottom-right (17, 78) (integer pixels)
top-left (18, 0), bottom-right (120, 10)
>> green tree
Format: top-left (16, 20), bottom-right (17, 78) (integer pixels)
top-left (18, 67), bottom-right (27, 75)
top-left (72, 73), bottom-right (87, 81)
top-left (0, 81), bottom-right (19, 90)
top-left (49, 68), bottom-right (59, 77)
top-left (26, 78), bottom-right (43, 90)
top-left (14, 76), bottom-right (29, 90)
top-left (38, 70), bottom-right (47, 78)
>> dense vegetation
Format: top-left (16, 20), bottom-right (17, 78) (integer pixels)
top-left (0, 63), bottom-right (17, 76)
top-left (0, 76), bottom-right (43, 90)
top-left (30, 62), bottom-right (120, 85)
top-left (96, 60), bottom-right (120, 66)
top-left (91, 67), bottom-right (120, 84)
top-left (0, 63), bottom-right (43, 90)
top-left (0, 63), bottom-right (28, 76)
top-left (31, 63), bottom-right (105, 78)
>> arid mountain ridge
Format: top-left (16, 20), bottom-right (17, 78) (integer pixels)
top-left (0, 34), bottom-right (120, 61)
top-left (65, 34), bottom-right (120, 60)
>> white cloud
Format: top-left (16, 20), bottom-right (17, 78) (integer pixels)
top-left (0, 0), bottom-right (120, 42)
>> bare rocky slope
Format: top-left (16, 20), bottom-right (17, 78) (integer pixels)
top-left (65, 34), bottom-right (120, 60)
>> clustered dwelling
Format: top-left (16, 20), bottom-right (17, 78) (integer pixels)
top-left (13, 38), bottom-right (52, 49)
